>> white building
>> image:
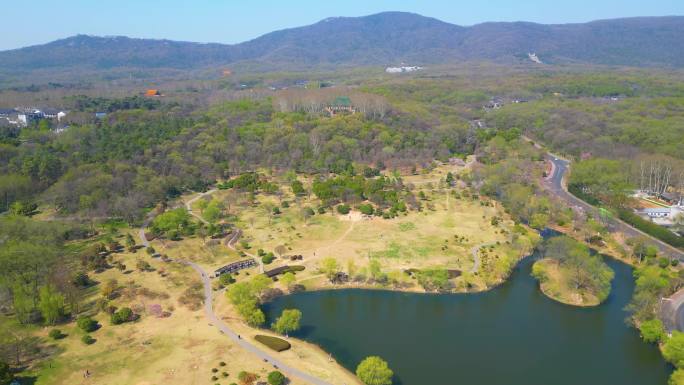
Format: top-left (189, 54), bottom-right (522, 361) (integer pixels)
top-left (385, 66), bottom-right (423, 74)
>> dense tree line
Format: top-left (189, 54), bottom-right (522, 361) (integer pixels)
top-left (66, 95), bottom-right (162, 113)
top-left (0, 216), bottom-right (88, 325)
top-left (0, 98), bottom-right (473, 221)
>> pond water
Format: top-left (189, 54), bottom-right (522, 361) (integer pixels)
top-left (263, 256), bottom-right (672, 385)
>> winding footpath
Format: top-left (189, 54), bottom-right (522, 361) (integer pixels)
top-left (185, 188), bottom-right (217, 224)
top-left (138, 193), bottom-right (334, 385)
top-left (469, 242), bottom-right (497, 274)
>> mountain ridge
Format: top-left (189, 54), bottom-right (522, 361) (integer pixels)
top-left (1, 12), bottom-right (684, 72)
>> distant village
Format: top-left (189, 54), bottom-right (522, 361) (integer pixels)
top-left (0, 107), bottom-right (68, 128)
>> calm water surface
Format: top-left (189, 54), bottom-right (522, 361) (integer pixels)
top-left (264, 256), bottom-right (672, 385)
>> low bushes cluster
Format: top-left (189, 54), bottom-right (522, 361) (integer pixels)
top-left (81, 335), bottom-right (96, 345)
top-left (77, 316), bottom-right (99, 332)
top-left (49, 329), bottom-right (65, 340)
top-left (111, 307), bottom-right (134, 325)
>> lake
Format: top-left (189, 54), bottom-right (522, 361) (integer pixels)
top-left (263, 256), bottom-right (672, 385)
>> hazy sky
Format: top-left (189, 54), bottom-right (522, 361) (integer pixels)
top-left (1, 0), bottom-right (683, 50)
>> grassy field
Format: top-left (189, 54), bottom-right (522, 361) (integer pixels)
top-left (17, 231), bottom-right (324, 385)
top-left (14, 162), bottom-right (538, 385)
top-left (202, 162), bottom-right (538, 293)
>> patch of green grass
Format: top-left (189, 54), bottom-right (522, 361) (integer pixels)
top-left (413, 246), bottom-right (432, 257)
top-left (373, 242), bottom-right (404, 259)
top-left (398, 222), bottom-right (416, 232)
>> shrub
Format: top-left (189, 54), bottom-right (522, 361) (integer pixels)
top-left (111, 307), bottom-right (133, 325)
top-left (136, 259), bottom-right (152, 271)
top-left (262, 253), bottom-right (275, 265)
top-left (267, 370), bottom-right (286, 385)
top-left (72, 272), bottom-right (91, 288)
top-left (317, 206), bottom-right (326, 214)
top-left (49, 329), bottom-right (64, 340)
top-left (219, 274), bottom-right (235, 286)
top-left (146, 246), bottom-right (156, 255)
top-left (212, 368), bottom-right (218, 373)
top-left (219, 361), bottom-right (226, 367)
top-left (358, 204), bottom-right (374, 216)
top-left (337, 204), bottom-right (351, 214)
top-left (659, 257), bottom-right (671, 269)
top-left (254, 335), bottom-right (291, 352)
top-left (81, 335), bottom-right (96, 345)
top-left (77, 316), bottom-right (98, 332)
top-left (238, 371), bottom-right (258, 384)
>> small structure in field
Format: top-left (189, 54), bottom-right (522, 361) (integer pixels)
top-left (213, 258), bottom-right (256, 277)
top-left (144, 89), bottom-right (161, 97)
top-left (325, 96), bottom-right (355, 117)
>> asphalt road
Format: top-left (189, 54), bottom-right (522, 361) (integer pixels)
top-left (544, 154), bottom-right (684, 260)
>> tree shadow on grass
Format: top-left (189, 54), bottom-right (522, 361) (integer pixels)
top-left (14, 375), bottom-right (38, 384)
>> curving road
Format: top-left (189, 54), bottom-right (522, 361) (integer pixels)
top-left (184, 260), bottom-right (335, 385)
top-left (137, 195), bottom-right (334, 385)
top-left (543, 153), bottom-right (684, 333)
top-left (544, 154), bottom-right (684, 261)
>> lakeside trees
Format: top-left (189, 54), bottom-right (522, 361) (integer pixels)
top-left (272, 309), bottom-right (302, 335)
top-left (226, 276), bottom-right (273, 327)
top-left (356, 356), bottom-right (394, 385)
top-left (536, 236), bottom-right (614, 303)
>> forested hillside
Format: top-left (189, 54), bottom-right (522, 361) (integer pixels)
top-left (0, 96), bottom-right (473, 220)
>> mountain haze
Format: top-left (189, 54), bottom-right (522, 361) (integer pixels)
top-left (1, 12), bottom-right (684, 74)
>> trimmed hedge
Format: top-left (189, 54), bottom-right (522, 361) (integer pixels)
top-left (617, 209), bottom-right (684, 249)
top-left (254, 335), bottom-right (291, 352)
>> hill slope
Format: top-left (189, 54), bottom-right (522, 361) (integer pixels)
top-left (1, 12), bottom-right (684, 73)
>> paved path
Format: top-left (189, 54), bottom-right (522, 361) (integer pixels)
top-left (544, 154), bottom-right (684, 260)
top-left (138, 192), bottom-right (332, 385)
top-left (469, 242), bottom-right (497, 274)
top-left (185, 188), bottom-right (218, 224)
top-left (185, 260), bottom-right (334, 385)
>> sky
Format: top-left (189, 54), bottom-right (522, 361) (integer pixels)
top-left (1, 0), bottom-right (683, 50)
